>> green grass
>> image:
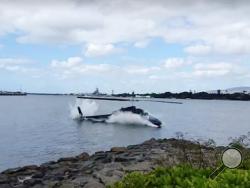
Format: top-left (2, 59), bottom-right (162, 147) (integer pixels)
top-left (108, 165), bottom-right (250, 188)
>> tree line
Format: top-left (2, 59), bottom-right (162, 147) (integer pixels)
top-left (114, 90), bottom-right (250, 101)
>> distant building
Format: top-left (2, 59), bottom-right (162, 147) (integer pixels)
top-left (93, 88), bottom-right (100, 95)
top-left (92, 88), bottom-right (107, 96)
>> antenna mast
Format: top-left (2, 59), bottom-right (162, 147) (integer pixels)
top-left (131, 91), bottom-right (135, 106)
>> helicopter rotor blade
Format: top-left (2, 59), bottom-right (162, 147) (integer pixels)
top-left (77, 96), bottom-right (132, 101)
top-left (77, 96), bottom-right (182, 104)
top-left (138, 99), bottom-right (182, 104)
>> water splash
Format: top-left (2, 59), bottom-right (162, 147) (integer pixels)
top-left (107, 112), bottom-right (158, 128)
top-left (69, 99), bottom-right (99, 119)
top-left (70, 101), bottom-right (158, 127)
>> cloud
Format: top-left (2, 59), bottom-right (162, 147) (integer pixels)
top-left (0, 58), bottom-right (30, 71)
top-left (1, 54), bottom-right (249, 92)
top-left (184, 44), bottom-right (211, 55)
top-left (134, 39), bottom-right (150, 48)
top-left (193, 62), bottom-right (235, 77)
top-left (51, 57), bottom-right (82, 68)
top-left (149, 75), bottom-right (167, 80)
top-left (164, 58), bottom-right (186, 69)
top-left (0, 58), bottom-right (31, 65)
top-left (49, 56), bottom-right (249, 83)
top-left (1, 0), bottom-right (250, 55)
top-left (84, 43), bottom-right (118, 57)
top-left (0, 58), bottom-right (35, 72)
top-left (125, 66), bottom-right (160, 75)
top-left (50, 56), bottom-right (163, 79)
top-left (50, 56), bottom-right (112, 79)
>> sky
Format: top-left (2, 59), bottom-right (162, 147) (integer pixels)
top-left (0, 0), bottom-right (250, 93)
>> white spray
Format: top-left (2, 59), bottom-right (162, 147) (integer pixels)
top-left (69, 99), bottom-right (99, 119)
top-left (107, 112), bottom-right (158, 128)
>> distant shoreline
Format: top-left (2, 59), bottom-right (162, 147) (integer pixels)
top-left (0, 92), bottom-right (27, 96)
top-left (114, 91), bottom-right (250, 101)
top-left (2, 91), bottom-right (250, 101)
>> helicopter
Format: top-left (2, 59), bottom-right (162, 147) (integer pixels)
top-left (76, 95), bottom-right (182, 128)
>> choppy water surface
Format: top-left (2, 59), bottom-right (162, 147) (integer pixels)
top-left (0, 95), bottom-right (249, 171)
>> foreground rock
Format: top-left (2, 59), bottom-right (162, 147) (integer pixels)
top-left (0, 138), bottom-right (224, 188)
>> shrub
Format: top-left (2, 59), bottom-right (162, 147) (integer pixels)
top-left (108, 165), bottom-right (250, 188)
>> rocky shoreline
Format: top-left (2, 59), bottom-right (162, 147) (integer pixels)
top-left (0, 138), bottom-right (224, 188)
